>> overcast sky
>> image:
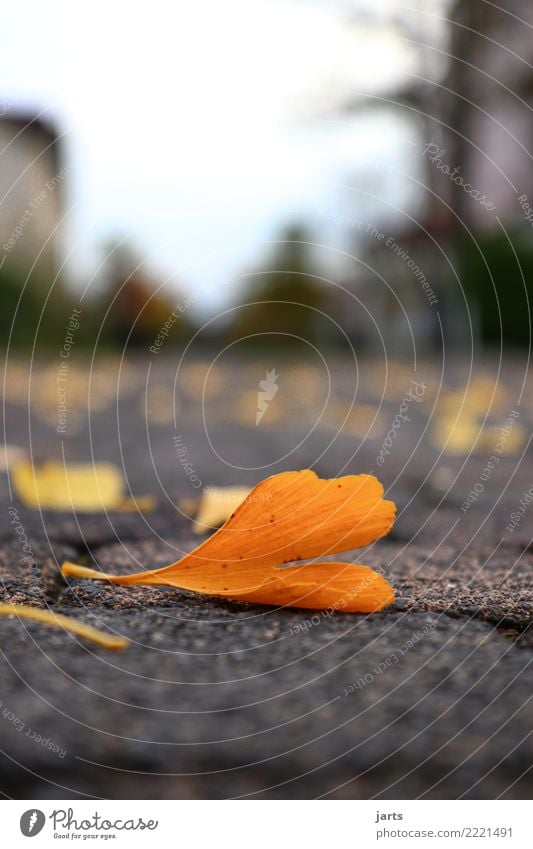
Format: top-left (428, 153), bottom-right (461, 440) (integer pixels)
top-left (0, 0), bottom-right (445, 311)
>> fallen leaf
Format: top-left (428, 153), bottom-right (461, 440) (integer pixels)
top-left (177, 496), bottom-right (200, 518)
top-left (431, 379), bottom-right (525, 455)
top-left (0, 444), bottom-right (27, 473)
top-left (0, 604), bottom-right (129, 650)
top-left (190, 486), bottom-right (252, 534)
top-left (432, 416), bottom-right (526, 455)
top-left (62, 470), bottom-right (396, 612)
top-left (117, 495), bottom-right (158, 512)
top-left (12, 460), bottom-right (155, 512)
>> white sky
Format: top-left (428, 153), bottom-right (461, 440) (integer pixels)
top-left (0, 0), bottom-right (442, 311)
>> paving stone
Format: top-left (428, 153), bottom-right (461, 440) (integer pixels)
top-left (0, 536), bottom-right (77, 608)
top-left (59, 537), bottom-right (199, 610)
top-left (0, 607), bottom-right (531, 799)
top-left (0, 497), bottom-right (189, 548)
top-left (362, 541), bottom-right (533, 632)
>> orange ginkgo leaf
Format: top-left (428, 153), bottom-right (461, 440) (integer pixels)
top-left (0, 604), bottom-right (129, 650)
top-left (62, 470), bottom-right (396, 612)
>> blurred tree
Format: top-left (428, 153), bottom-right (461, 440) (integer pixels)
top-left (0, 265), bottom-right (70, 350)
top-left (227, 224), bottom-right (331, 347)
top-left (436, 0), bottom-right (533, 347)
top-left (349, 0), bottom-right (533, 348)
top-left (457, 228), bottom-right (533, 348)
top-left (92, 244), bottom-right (195, 349)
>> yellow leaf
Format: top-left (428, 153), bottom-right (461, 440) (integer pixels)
top-left (12, 461), bottom-right (155, 512)
top-left (0, 444), bottom-right (27, 473)
top-left (177, 496), bottom-right (200, 518)
top-left (191, 486), bottom-right (252, 534)
top-left (0, 604), bottom-right (128, 651)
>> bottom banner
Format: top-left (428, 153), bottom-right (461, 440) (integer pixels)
top-left (1, 800), bottom-right (529, 847)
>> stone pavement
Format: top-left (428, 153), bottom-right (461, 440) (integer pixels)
top-left (1, 354), bottom-right (532, 798)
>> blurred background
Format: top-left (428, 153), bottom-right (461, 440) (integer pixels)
top-left (1, 0), bottom-right (532, 500)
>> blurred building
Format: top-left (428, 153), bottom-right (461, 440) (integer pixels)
top-left (416, 0), bottom-right (533, 232)
top-left (0, 115), bottom-right (65, 280)
top-left (347, 0), bottom-right (533, 349)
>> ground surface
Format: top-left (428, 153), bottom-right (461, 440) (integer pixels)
top-left (1, 353), bottom-right (532, 799)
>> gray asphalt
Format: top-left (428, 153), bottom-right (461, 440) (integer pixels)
top-left (1, 354), bottom-right (532, 798)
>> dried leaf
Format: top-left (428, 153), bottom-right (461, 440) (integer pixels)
top-left (12, 461), bottom-right (155, 512)
top-left (191, 486), bottom-right (252, 534)
top-left (0, 604), bottom-right (129, 650)
top-left (0, 444), bottom-right (27, 473)
top-left (62, 470), bottom-right (396, 612)
top-left (431, 379), bottom-right (525, 455)
top-left (177, 496), bottom-right (200, 518)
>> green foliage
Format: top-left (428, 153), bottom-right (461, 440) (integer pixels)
top-left (0, 265), bottom-right (70, 350)
top-left (457, 228), bottom-right (533, 347)
top-left (0, 246), bottom-right (196, 353)
top-left (227, 224), bottom-right (331, 347)
top-left (89, 243), bottom-right (196, 350)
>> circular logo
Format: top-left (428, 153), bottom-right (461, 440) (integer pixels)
top-left (20, 810), bottom-right (45, 837)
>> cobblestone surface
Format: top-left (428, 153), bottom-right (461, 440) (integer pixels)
top-left (1, 354), bottom-right (532, 798)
